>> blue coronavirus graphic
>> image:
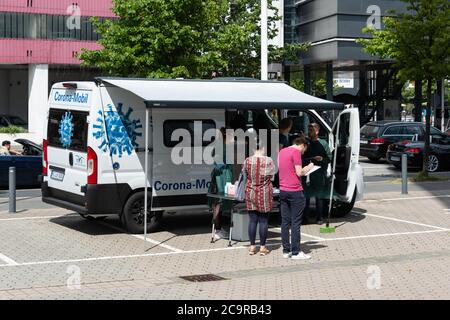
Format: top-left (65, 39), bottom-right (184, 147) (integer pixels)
top-left (93, 103), bottom-right (142, 157)
top-left (59, 112), bottom-right (74, 148)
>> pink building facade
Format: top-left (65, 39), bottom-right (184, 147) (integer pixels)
top-left (0, 0), bottom-right (113, 141)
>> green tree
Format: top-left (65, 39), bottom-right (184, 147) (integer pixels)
top-left (358, 0), bottom-right (450, 176)
top-left (80, 0), bottom-right (309, 79)
top-left (290, 78), bottom-right (342, 97)
top-left (80, 0), bottom-right (224, 78)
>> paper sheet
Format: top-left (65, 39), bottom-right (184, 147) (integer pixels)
top-left (304, 165), bottom-right (321, 176)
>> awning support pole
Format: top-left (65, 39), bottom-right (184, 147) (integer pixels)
top-left (144, 108), bottom-right (149, 244)
top-left (261, 0), bottom-right (268, 81)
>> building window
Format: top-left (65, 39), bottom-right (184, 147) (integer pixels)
top-left (0, 12), bottom-right (106, 41)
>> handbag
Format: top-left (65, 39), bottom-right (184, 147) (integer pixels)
top-left (235, 168), bottom-right (247, 202)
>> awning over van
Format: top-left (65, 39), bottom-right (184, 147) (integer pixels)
top-left (97, 77), bottom-right (344, 111)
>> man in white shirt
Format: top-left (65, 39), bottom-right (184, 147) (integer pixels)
top-left (0, 141), bottom-right (21, 156)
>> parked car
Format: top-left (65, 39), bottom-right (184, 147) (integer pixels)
top-left (386, 128), bottom-right (450, 172)
top-left (0, 139), bottom-right (42, 188)
top-left (0, 115), bottom-right (28, 129)
top-left (360, 121), bottom-right (426, 162)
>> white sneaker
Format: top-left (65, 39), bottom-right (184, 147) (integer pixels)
top-left (291, 252), bottom-right (311, 260)
top-left (283, 252), bottom-right (292, 259)
top-left (214, 230), bottom-right (228, 240)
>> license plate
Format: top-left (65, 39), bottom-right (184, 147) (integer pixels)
top-left (50, 170), bottom-right (65, 182)
top-left (360, 140), bottom-right (368, 144)
top-left (390, 156), bottom-right (400, 162)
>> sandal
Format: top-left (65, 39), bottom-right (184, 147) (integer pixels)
top-left (248, 246), bottom-right (257, 255)
top-left (259, 247), bottom-right (270, 256)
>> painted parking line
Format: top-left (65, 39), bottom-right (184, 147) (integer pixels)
top-left (1, 228), bottom-right (449, 269)
top-left (0, 245), bottom-right (248, 268)
top-left (132, 234), bottom-right (184, 253)
top-left (0, 214), bottom-right (79, 222)
top-left (0, 197), bottom-right (38, 204)
top-left (315, 229), bottom-right (449, 242)
top-left (0, 213), bottom-right (184, 253)
top-left (96, 220), bottom-right (184, 253)
top-left (352, 211), bottom-right (449, 231)
top-left (269, 227), bottom-right (326, 241)
top-left (361, 195), bottom-right (450, 203)
top-left (0, 253), bottom-right (18, 266)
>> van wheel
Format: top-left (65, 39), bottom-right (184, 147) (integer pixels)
top-left (122, 191), bottom-right (163, 234)
top-left (330, 191), bottom-right (357, 218)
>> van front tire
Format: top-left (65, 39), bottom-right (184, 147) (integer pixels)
top-left (330, 191), bottom-right (357, 218)
top-left (122, 191), bottom-right (162, 234)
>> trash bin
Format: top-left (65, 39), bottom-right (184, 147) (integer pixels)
top-left (231, 209), bottom-right (259, 242)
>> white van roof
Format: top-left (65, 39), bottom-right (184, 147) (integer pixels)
top-left (97, 77), bottom-right (343, 111)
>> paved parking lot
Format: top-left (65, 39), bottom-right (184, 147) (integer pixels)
top-left (0, 181), bottom-right (449, 300)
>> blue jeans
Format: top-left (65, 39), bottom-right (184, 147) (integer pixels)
top-left (248, 211), bottom-right (269, 246)
top-left (280, 190), bottom-right (306, 255)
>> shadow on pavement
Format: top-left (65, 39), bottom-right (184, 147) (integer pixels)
top-left (49, 215), bottom-right (121, 236)
top-left (301, 242), bottom-right (328, 254)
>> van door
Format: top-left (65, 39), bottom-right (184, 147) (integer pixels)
top-left (47, 108), bottom-right (89, 196)
top-left (330, 108), bottom-right (360, 202)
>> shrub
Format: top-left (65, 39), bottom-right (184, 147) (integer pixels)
top-left (0, 126), bottom-right (27, 134)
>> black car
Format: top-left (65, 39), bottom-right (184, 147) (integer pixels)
top-left (360, 121), bottom-right (425, 162)
top-left (0, 139), bottom-right (42, 188)
top-left (0, 114), bottom-right (28, 129)
top-left (387, 128), bottom-right (450, 172)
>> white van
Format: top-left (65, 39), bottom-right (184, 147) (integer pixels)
top-left (42, 78), bottom-right (364, 233)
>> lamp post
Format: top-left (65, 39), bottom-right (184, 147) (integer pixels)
top-left (261, 0), bottom-right (268, 81)
top-left (441, 79), bottom-right (445, 132)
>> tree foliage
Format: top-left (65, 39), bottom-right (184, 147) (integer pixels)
top-left (290, 78), bottom-right (342, 97)
top-left (358, 0), bottom-right (449, 83)
top-left (358, 0), bottom-right (450, 175)
top-left (80, 0), bottom-right (309, 78)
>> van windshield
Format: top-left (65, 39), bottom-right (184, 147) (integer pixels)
top-left (47, 108), bottom-right (88, 152)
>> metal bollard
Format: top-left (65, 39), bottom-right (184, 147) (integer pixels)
top-left (9, 167), bottom-right (16, 213)
top-left (401, 154), bottom-right (408, 194)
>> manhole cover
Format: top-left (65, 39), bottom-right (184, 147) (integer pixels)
top-left (180, 274), bottom-right (227, 282)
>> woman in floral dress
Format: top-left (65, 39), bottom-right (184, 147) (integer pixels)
top-left (243, 145), bottom-right (274, 256)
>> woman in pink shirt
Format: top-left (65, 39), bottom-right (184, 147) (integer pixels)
top-left (278, 136), bottom-right (314, 260)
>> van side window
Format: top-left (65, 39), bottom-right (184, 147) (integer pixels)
top-left (337, 113), bottom-right (351, 146)
top-left (47, 108), bottom-right (88, 152)
top-left (163, 120), bottom-right (216, 148)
